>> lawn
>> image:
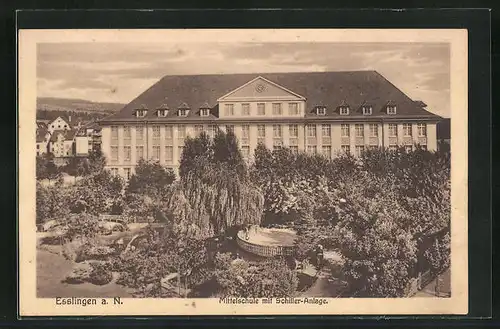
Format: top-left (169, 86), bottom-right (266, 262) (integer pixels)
top-left (37, 248), bottom-right (134, 298)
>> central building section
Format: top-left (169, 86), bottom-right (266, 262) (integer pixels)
top-left (216, 76), bottom-right (307, 160)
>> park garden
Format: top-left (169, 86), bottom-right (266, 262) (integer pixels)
top-left (35, 129), bottom-right (451, 298)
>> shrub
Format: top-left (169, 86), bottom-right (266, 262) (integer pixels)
top-left (89, 262), bottom-right (113, 285)
top-left (213, 253), bottom-right (298, 298)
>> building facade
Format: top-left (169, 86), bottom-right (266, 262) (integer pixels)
top-left (99, 72), bottom-right (442, 179)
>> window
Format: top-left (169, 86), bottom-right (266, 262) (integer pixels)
top-left (111, 146), bottom-right (118, 162)
top-left (200, 108), bottom-right (210, 117)
top-left (152, 146), bottom-right (160, 160)
top-left (341, 145), bottom-right (350, 154)
top-left (307, 124), bottom-right (317, 138)
top-left (290, 146), bottom-right (299, 154)
top-left (241, 125), bottom-right (250, 139)
top-left (136, 146), bottom-right (144, 160)
top-left (340, 106), bottom-right (349, 115)
top-left (257, 103), bottom-right (266, 115)
top-left (58, 125), bottom-right (61, 129)
top-left (178, 125), bottom-right (186, 138)
top-left (152, 126), bottom-right (160, 139)
top-left (417, 123), bottom-right (427, 136)
top-left (64, 125), bottom-right (67, 128)
top-left (341, 124), bottom-right (350, 137)
top-left (307, 145), bottom-right (317, 154)
top-left (136, 109), bottom-right (147, 117)
top-left (242, 104), bottom-right (250, 116)
top-left (208, 125), bottom-right (217, 138)
top-left (355, 124), bottom-right (364, 137)
top-left (289, 103), bottom-right (299, 115)
top-left (316, 107), bottom-right (326, 116)
top-left (273, 125), bottom-right (282, 138)
top-left (241, 146), bottom-right (250, 159)
top-left (403, 123), bottom-right (412, 136)
top-left (355, 145), bottom-right (365, 157)
top-left (362, 106), bottom-right (373, 115)
top-left (387, 105), bottom-right (397, 114)
top-left (195, 125), bottom-right (204, 135)
top-left (273, 140), bottom-right (283, 150)
top-left (389, 145), bottom-right (398, 152)
top-left (165, 125), bottom-right (173, 139)
top-left (322, 145), bottom-right (332, 158)
top-left (257, 125), bottom-right (266, 138)
top-left (110, 168), bottom-right (118, 177)
top-left (289, 124), bottom-right (298, 138)
top-left (322, 124), bottom-right (331, 137)
top-left (178, 109), bottom-right (187, 117)
top-left (225, 104), bottom-right (234, 116)
top-left (158, 109), bottom-right (168, 117)
top-left (124, 168), bottom-right (131, 179)
top-left (272, 103), bottom-right (282, 115)
top-left (226, 125), bottom-right (234, 134)
top-left (123, 126), bottom-right (131, 140)
top-left (405, 145), bottom-right (413, 153)
top-left (388, 124), bottom-right (398, 137)
top-left (136, 126), bottom-right (144, 143)
top-left (111, 126), bottom-right (119, 141)
top-left (165, 146), bottom-right (173, 162)
top-left (124, 146), bottom-right (131, 162)
top-left (369, 124), bottom-right (378, 137)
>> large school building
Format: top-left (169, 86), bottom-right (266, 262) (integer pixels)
top-left (99, 71), bottom-right (442, 179)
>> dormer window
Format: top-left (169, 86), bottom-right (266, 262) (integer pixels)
top-left (135, 109), bottom-right (147, 118)
top-left (200, 108), bottom-right (210, 117)
top-left (178, 109), bottom-right (188, 117)
top-left (339, 106), bottom-right (350, 115)
top-left (316, 107), bottom-right (326, 116)
top-left (387, 105), bottom-right (397, 115)
top-left (362, 106), bottom-right (373, 115)
top-left (157, 109), bottom-right (168, 117)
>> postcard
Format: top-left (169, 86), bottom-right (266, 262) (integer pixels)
top-left (18, 28), bottom-right (468, 316)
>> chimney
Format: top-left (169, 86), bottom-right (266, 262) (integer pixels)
top-left (68, 115), bottom-right (71, 123)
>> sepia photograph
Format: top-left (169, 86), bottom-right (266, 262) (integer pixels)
top-left (18, 29), bottom-right (468, 316)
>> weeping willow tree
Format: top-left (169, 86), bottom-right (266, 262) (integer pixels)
top-left (163, 158), bottom-right (264, 239)
top-left (163, 128), bottom-right (264, 240)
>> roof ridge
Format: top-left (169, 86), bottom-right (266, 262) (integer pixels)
top-left (158, 70), bottom-right (379, 80)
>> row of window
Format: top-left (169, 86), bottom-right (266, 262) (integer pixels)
top-left (136, 103), bottom-right (400, 118)
top-left (224, 102), bottom-right (299, 116)
top-left (111, 123), bottom-right (427, 142)
top-left (316, 104), bottom-right (397, 116)
top-left (110, 142), bottom-right (427, 166)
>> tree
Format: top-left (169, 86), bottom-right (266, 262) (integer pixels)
top-left (64, 156), bottom-right (91, 181)
top-left (332, 148), bottom-right (450, 297)
top-left (88, 149), bottom-right (106, 174)
top-left (179, 132), bottom-right (212, 179)
top-left (114, 224), bottom-right (208, 298)
top-left (36, 182), bottom-right (71, 223)
top-left (69, 170), bottom-right (124, 215)
top-left (126, 159), bottom-right (176, 196)
top-left (162, 158), bottom-right (264, 239)
top-left (333, 172), bottom-right (418, 297)
top-left (36, 155), bottom-right (48, 180)
top-left (213, 129), bottom-right (247, 177)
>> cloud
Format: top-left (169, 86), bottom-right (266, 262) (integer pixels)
top-left (37, 42), bottom-right (451, 116)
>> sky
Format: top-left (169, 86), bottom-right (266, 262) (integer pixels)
top-left (37, 42), bottom-right (450, 117)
